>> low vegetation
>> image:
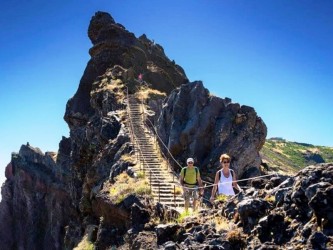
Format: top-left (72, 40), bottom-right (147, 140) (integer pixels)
top-left (213, 215), bottom-right (232, 232)
top-left (260, 138), bottom-right (333, 174)
top-left (172, 186), bottom-right (182, 195)
top-left (135, 86), bottom-right (166, 101)
top-left (73, 235), bottom-right (94, 250)
top-left (176, 211), bottom-right (192, 223)
top-left (109, 172), bottom-right (152, 204)
top-left (226, 229), bottom-right (247, 249)
top-left (215, 194), bottom-right (229, 203)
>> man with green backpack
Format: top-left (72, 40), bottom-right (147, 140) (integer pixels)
top-left (179, 158), bottom-right (204, 212)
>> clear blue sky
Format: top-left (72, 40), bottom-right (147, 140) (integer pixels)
top-left (1, 0), bottom-right (332, 189)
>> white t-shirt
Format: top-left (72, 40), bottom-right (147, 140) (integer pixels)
top-left (217, 169), bottom-right (235, 195)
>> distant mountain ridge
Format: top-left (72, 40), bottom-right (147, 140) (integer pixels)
top-left (260, 137), bottom-right (333, 174)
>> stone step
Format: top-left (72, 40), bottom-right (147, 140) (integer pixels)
top-left (149, 179), bottom-right (175, 183)
top-left (150, 182), bottom-right (178, 186)
top-left (152, 194), bottom-right (183, 199)
top-left (152, 199), bottom-right (184, 204)
top-left (145, 174), bottom-right (173, 178)
top-left (150, 183), bottom-right (178, 188)
top-left (141, 160), bottom-right (161, 163)
top-left (127, 96), bottom-right (185, 209)
top-left (155, 202), bottom-right (184, 208)
top-left (149, 181), bottom-right (174, 184)
top-left (152, 199), bottom-right (184, 205)
top-left (150, 186), bottom-right (179, 191)
top-left (141, 168), bottom-right (168, 171)
top-left (140, 165), bottom-right (163, 168)
top-left (141, 173), bottom-right (172, 178)
top-left (149, 182), bottom-right (175, 186)
top-left (151, 190), bottom-right (181, 195)
top-left (153, 200), bottom-right (184, 205)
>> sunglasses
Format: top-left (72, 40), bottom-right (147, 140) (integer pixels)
top-left (222, 161), bottom-right (230, 164)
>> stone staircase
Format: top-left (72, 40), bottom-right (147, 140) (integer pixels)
top-left (127, 96), bottom-right (184, 209)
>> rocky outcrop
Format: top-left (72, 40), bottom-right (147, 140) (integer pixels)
top-left (0, 11), bottom-right (269, 250)
top-left (60, 11), bottom-right (188, 248)
top-left (65, 11), bottom-right (188, 128)
top-left (0, 145), bottom-right (73, 250)
top-left (156, 81), bottom-right (267, 179)
top-left (122, 164), bottom-right (333, 249)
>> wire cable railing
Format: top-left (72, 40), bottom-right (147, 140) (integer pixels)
top-left (126, 86), bottom-right (280, 209)
top-left (142, 106), bottom-right (279, 190)
top-left (125, 86), bottom-right (181, 205)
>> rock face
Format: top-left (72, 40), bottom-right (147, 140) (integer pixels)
top-left (156, 81), bottom-right (267, 179)
top-left (65, 11), bottom-right (188, 124)
top-left (123, 163), bottom-right (333, 250)
top-left (0, 145), bottom-right (73, 250)
top-left (0, 11), bottom-right (269, 249)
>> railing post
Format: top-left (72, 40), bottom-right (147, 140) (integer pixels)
top-left (158, 182), bottom-right (160, 203)
top-left (150, 171), bottom-right (152, 194)
top-left (174, 185), bottom-right (176, 207)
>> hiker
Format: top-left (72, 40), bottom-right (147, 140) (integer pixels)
top-left (179, 158), bottom-right (204, 212)
top-left (138, 73), bottom-right (143, 83)
top-left (210, 154), bottom-right (242, 202)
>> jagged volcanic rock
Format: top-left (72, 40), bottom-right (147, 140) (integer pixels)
top-left (0, 145), bottom-right (73, 250)
top-left (65, 11), bottom-right (188, 128)
top-left (1, 11), bottom-right (270, 250)
top-left (156, 81), bottom-right (267, 179)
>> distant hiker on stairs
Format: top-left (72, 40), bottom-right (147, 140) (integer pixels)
top-left (180, 158), bottom-right (204, 212)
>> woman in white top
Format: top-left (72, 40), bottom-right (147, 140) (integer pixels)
top-left (210, 154), bottom-right (241, 202)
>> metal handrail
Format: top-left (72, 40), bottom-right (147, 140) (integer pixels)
top-left (144, 115), bottom-right (214, 185)
top-left (125, 86), bottom-right (163, 196)
top-left (145, 118), bottom-right (182, 169)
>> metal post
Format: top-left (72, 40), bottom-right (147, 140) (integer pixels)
top-left (141, 97), bottom-right (144, 121)
top-left (136, 148), bottom-right (139, 162)
top-left (158, 182), bottom-right (160, 203)
top-left (150, 171), bottom-right (152, 194)
top-left (174, 185), bottom-right (176, 207)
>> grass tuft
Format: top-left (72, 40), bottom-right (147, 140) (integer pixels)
top-left (226, 229), bottom-right (246, 249)
top-left (73, 235), bottom-right (94, 250)
top-left (109, 172), bottom-right (152, 204)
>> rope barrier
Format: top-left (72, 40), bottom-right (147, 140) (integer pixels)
top-left (125, 85), bottom-right (284, 211)
top-left (145, 116), bottom-right (183, 170)
top-left (144, 113), bottom-right (280, 188)
top-left (125, 87), bottom-right (163, 189)
top-left (168, 172), bottom-right (279, 190)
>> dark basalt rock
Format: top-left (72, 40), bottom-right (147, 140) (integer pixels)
top-left (0, 145), bottom-right (73, 250)
top-left (156, 81), bottom-right (267, 178)
top-left (5, 10), bottom-right (331, 250)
